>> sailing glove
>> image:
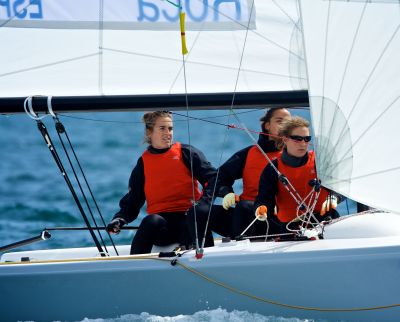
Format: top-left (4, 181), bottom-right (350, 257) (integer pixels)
top-left (320, 195), bottom-right (338, 216)
top-left (222, 193), bottom-right (239, 210)
top-left (106, 218), bottom-right (127, 234)
top-left (255, 205), bottom-right (268, 221)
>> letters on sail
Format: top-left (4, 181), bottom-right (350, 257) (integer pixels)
top-left (0, 0), bottom-right (255, 30)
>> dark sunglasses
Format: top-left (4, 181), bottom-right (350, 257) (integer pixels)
top-left (289, 135), bottom-right (312, 142)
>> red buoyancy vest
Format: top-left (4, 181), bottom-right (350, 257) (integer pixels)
top-left (241, 146), bottom-right (281, 201)
top-left (275, 151), bottom-right (329, 222)
top-left (142, 142), bottom-right (201, 214)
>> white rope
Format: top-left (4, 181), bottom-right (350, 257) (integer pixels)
top-left (286, 188), bottom-right (322, 234)
top-left (239, 217), bottom-right (258, 237)
top-left (264, 219), bottom-right (270, 242)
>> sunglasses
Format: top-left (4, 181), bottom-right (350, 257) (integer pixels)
top-left (289, 135), bottom-right (312, 142)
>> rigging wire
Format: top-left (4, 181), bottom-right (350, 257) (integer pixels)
top-left (177, 5), bottom-right (202, 255)
top-left (199, 110), bottom-right (236, 251)
top-left (56, 109), bottom-right (269, 125)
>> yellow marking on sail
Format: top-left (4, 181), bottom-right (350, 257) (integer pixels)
top-left (180, 12), bottom-right (188, 55)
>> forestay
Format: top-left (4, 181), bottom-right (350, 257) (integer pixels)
top-left (0, 0), bottom-right (306, 97)
top-left (299, 0), bottom-right (400, 213)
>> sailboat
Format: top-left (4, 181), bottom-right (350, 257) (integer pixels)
top-left (1, 1), bottom-right (400, 322)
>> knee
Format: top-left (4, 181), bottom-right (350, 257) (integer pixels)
top-left (140, 215), bottom-right (165, 231)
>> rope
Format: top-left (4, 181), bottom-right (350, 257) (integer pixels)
top-left (23, 97), bottom-right (107, 256)
top-left (48, 117), bottom-right (110, 254)
top-left (4, 244), bottom-right (398, 313)
top-left (35, 120), bottom-right (106, 256)
top-left (173, 259), bottom-right (400, 312)
top-left (47, 99), bottom-right (119, 255)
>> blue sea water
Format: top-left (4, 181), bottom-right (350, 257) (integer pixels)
top-left (0, 109), bottom-right (349, 322)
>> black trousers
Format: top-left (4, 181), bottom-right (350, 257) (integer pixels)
top-left (130, 212), bottom-right (189, 255)
top-left (187, 199), bottom-right (270, 247)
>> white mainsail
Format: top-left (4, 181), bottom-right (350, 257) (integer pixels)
top-left (0, 0), bottom-right (305, 97)
top-left (3, 3), bottom-right (400, 322)
top-left (299, 0), bottom-right (400, 213)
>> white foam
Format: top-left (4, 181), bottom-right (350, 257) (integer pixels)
top-left (76, 308), bottom-right (315, 322)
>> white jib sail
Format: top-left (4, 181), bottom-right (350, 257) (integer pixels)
top-left (0, 0), bottom-right (306, 97)
top-left (299, 0), bottom-right (400, 213)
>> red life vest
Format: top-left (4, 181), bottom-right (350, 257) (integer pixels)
top-left (142, 142), bottom-right (201, 214)
top-left (241, 146), bottom-right (281, 201)
top-left (275, 151), bottom-right (329, 222)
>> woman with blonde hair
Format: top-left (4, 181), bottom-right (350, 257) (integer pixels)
top-left (254, 116), bottom-right (339, 235)
top-left (107, 111), bottom-right (217, 254)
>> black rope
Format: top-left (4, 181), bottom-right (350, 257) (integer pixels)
top-left (52, 118), bottom-right (109, 254)
top-left (52, 116), bottom-right (119, 255)
top-left (36, 120), bottom-right (106, 256)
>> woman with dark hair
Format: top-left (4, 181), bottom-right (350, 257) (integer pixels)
top-left (213, 107), bottom-right (291, 238)
top-left (107, 111), bottom-right (217, 254)
top-left (254, 116), bottom-right (339, 235)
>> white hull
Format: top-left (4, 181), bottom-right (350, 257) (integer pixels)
top-left (1, 212), bottom-right (400, 322)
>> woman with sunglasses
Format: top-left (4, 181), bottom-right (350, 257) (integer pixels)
top-left (212, 107), bottom-right (291, 239)
top-left (254, 116), bottom-right (339, 235)
top-left (106, 111), bottom-right (217, 254)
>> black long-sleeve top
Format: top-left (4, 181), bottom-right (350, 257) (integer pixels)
top-left (114, 143), bottom-right (217, 223)
top-left (254, 149), bottom-right (309, 224)
top-left (216, 134), bottom-right (279, 196)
